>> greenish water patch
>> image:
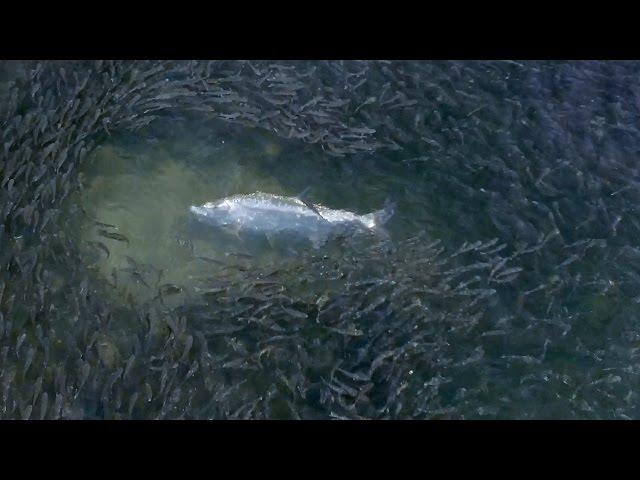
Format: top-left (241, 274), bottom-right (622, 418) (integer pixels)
top-left (68, 118), bottom-right (429, 308)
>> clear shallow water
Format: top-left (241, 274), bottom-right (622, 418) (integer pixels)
top-left (3, 60), bottom-right (640, 418)
top-left (71, 118), bottom-right (429, 305)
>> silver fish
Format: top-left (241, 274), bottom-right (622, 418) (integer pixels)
top-left (190, 192), bottom-right (394, 248)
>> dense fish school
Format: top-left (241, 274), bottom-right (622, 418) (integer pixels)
top-left (1, 60), bottom-right (640, 418)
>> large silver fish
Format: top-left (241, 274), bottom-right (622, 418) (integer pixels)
top-left (190, 192), bottom-right (394, 248)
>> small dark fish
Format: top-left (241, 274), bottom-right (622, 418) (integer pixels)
top-left (128, 392), bottom-right (139, 417)
top-left (494, 267), bottom-right (523, 279)
top-left (195, 331), bottom-right (210, 360)
top-left (98, 229), bottom-right (129, 244)
top-left (87, 240), bottom-right (110, 258)
top-left (208, 325), bottom-right (246, 335)
top-left (219, 112), bottom-right (242, 120)
top-left (78, 362), bottom-right (91, 392)
top-left (558, 254), bottom-right (580, 269)
top-left (15, 332), bottom-right (26, 356)
top-left (151, 268), bottom-right (163, 289)
top-left (336, 368), bottom-right (371, 383)
top-left (129, 270), bottom-right (151, 289)
top-left (23, 347), bottom-right (35, 376)
top-left (124, 256), bottom-right (140, 269)
top-left (123, 354), bottom-right (135, 380)
top-left (158, 284), bottom-right (183, 297)
top-left (195, 286), bottom-right (227, 297)
top-left (38, 208), bottom-right (57, 234)
top-left (196, 256), bottom-right (225, 266)
top-left (186, 359), bottom-right (199, 380)
top-left (354, 96), bottom-right (376, 113)
top-left (301, 95), bottom-right (323, 110)
top-left (180, 335), bottom-right (194, 363)
top-left (52, 393), bottom-right (63, 420)
top-left (144, 382), bottom-right (153, 403)
top-left (21, 404), bottom-right (33, 420)
top-left (39, 392), bottom-right (48, 420)
top-left (252, 280), bottom-right (280, 287)
top-left (369, 350), bottom-right (395, 377)
top-left (225, 252), bottom-right (253, 260)
top-left (280, 305), bottom-right (308, 320)
top-left (223, 358), bottom-right (248, 369)
top-left (326, 325), bottom-right (363, 337)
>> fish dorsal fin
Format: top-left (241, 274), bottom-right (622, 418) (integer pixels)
top-left (296, 187), bottom-right (327, 221)
top-left (296, 186), bottom-right (312, 201)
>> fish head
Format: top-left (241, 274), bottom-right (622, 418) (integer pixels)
top-left (190, 201), bottom-right (234, 227)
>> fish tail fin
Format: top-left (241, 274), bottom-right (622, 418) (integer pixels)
top-left (373, 197), bottom-right (396, 227)
top-left (362, 197), bottom-right (395, 243)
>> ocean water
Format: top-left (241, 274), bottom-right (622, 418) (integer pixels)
top-left (2, 60), bottom-right (640, 419)
top-left (70, 118), bottom-right (421, 303)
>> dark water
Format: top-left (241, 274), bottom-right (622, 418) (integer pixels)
top-left (2, 60), bottom-right (640, 419)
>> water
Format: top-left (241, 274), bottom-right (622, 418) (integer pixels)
top-left (3, 60), bottom-right (640, 419)
top-left (71, 118), bottom-right (418, 306)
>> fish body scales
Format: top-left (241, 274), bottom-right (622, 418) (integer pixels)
top-left (190, 192), bottom-right (391, 247)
